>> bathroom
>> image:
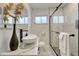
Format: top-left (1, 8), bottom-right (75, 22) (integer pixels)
top-left (0, 3), bottom-right (78, 56)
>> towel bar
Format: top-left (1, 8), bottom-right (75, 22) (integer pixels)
top-left (51, 31), bottom-right (75, 37)
top-left (69, 34), bottom-right (75, 37)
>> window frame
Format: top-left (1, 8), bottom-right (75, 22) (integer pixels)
top-left (34, 16), bottom-right (48, 24)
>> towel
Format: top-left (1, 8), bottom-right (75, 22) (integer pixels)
top-left (59, 32), bottom-right (70, 56)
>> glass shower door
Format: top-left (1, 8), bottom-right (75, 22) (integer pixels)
top-left (50, 15), bottom-right (64, 56)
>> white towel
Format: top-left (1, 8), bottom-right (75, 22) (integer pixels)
top-left (59, 32), bottom-right (70, 56)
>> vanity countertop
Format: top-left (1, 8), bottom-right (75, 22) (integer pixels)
top-left (0, 34), bottom-right (39, 56)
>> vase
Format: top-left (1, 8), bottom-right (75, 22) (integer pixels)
top-left (10, 24), bottom-right (19, 51)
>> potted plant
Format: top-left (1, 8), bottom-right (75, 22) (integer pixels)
top-left (3, 3), bottom-right (24, 51)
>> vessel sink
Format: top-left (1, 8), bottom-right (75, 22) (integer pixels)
top-left (22, 34), bottom-right (37, 44)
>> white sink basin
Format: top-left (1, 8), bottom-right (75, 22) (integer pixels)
top-left (22, 39), bottom-right (36, 44)
top-left (19, 34), bottom-right (39, 49)
top-left (22, 34), bottom-right (38, 44)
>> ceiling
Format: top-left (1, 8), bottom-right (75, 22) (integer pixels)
top-left (29, 3), bottom-right (67, 8)
top-left (0, 3), bottom-right (67, 9)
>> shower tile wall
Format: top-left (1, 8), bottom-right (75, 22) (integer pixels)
top-left (63, 3), bottom-right (78, 56)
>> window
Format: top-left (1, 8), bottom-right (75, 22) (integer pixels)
top-left (53, 16), bottom-right (58, 23)
top-left (59, 16), bottom-right (64, 23)
top-left (35, 17), bottom-right (41, 24)
top-left (52, 16), bottom-right (64, 24)
top-left (42, 17), bottom-right (47, 23)
top-left (18, 17), bottom-right (25, 24)
top-left (8, 17), bottom-right (13, 24)
top-left (35, 16), bottom-right (47, 24)
top-left (3, 17), bottom-right (28, 24)
top-left (24, 17), bottom-right (28, 24)
top-left (0, 17), bottom-right (2, 24)
top-left (17, 17), bottom-right (28, 24)
top-left (3, 17), bottom-right (13, 24)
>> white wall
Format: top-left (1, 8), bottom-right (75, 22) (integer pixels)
top-left (63, 3), bottom-right (78, 56)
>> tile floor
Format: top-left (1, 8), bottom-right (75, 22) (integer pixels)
top-left (38, 45), bottom-right (56, 56)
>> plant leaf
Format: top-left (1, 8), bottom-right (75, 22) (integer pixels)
top-left (3, 16), bottom-right (8, 22)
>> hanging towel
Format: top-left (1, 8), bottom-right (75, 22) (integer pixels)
top-left (59, 32), bottom-right (70, 56)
